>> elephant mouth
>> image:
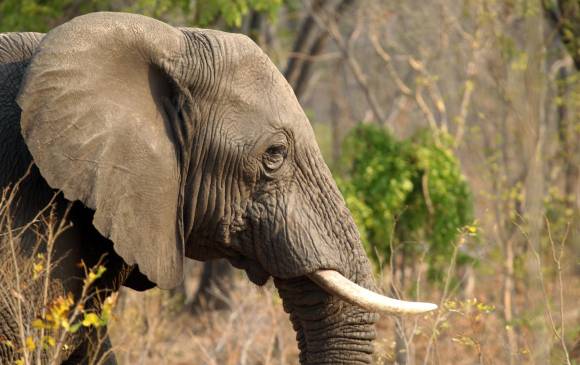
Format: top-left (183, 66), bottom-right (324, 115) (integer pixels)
top-left (227, 255), bottom-right (271, 286)
top-left (230, 254), bottom-right (437, 315)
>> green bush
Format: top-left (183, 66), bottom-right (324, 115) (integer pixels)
top-left (338, 124), bottom-right (474, 280)
top-left (0, 0), bottom-right (283, 32)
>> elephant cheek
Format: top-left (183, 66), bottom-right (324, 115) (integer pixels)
top-left (250, 190), bottom-right (343, 280)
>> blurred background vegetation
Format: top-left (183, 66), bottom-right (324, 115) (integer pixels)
top-left (1, 0), bottom-right (579, 364)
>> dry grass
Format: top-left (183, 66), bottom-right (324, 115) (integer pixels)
top-left (108, 254), bottom-right (579, 365)
top-left (0, 183), bottom-right (116, 365)
top-left (1, 183), bottom-right (579, 365)
top-left (109, 276), bottom-right (299, 365)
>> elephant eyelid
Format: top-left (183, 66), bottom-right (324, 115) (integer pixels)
top-left (263, 144), bottom-right (287, 172)
top-left (265, 144), bottom-right (287, 157)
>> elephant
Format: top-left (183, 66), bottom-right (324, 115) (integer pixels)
top-left (0, 12), bottom-right (436, 364)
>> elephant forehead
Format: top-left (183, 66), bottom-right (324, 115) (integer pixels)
top-left (225, 68), bottom-right (313, 138)
top-left (200, 31), bottom-right (316, 143)
top-left (219, 90), bottom-right (315, 147)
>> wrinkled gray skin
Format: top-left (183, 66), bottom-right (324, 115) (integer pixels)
top-left (0, 13), bottom-right (378, 364)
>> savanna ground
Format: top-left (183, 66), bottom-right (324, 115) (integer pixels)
top-left (1, 199), bottom-right (578, 365)
top-left (106, 247), bottom-right (579, 365)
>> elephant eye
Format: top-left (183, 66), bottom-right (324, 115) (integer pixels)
top-left (263, 144), bottom-right (287, 172)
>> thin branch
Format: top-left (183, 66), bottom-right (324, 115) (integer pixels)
top-left (306, 0), bottom-right (389, 127)
top-left (515, 219), bottom-right (572, 365)
top-left (423, 235), bottom-right (464, 365)
top-left (545, 219), bottom-right (572, 365)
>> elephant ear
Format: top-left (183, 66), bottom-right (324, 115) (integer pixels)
top-left (17, 12), bottom-right (189, 289)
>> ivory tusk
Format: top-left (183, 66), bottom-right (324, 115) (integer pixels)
top-left (308, 270), bottom-right (438, 315)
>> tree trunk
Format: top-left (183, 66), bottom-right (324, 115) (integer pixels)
top-left (330, 60), bottom-right (346, 166)
top-left (284, 0), bottom-right (355, 100)
top-left (503, 236), bottom-right (517, 365)
top-left (189, 259), bottom-right (234, 313)
top-left (523, 11), bottom-right (550, 364)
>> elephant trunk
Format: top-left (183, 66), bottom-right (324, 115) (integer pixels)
top-left (274, 276), bottom-right (378, 365)
top-left (263, 149), bottom-right (438, 363)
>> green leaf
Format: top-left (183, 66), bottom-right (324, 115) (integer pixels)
top-left (338, 125), bottom-right (474, 279)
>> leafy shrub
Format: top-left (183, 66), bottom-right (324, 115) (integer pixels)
top-left (338, 125), bottom-right (474, 280)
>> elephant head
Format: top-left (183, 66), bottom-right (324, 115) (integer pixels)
top-left (17, 12), bottom-right (435, 364)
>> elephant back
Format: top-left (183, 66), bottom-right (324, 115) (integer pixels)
top-left (0, 33), bottom-right (43, 188)
top-left (0, 33), bottom-right (56, 232)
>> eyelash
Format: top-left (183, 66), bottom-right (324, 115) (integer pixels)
top-left (263, 145), bottom-right (287, 172)
top-left (265, 145), bottom-right (286, 156)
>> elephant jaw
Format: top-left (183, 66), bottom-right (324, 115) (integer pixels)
top-left (308, 270), bottom-right (438, 315)
top-left (230, 257), bottom-right (437, 314)
top-left (226, 254), bottom-right (437, 315)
